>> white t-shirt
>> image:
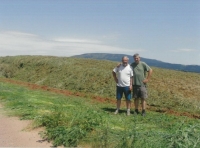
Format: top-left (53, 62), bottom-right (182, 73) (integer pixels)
top-left (113, 64), bottom-right (133, 87)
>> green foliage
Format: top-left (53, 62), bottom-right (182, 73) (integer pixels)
top-left (0, 63), bottom-right (17, 78)
top-left (0, 55), bottom-right (200, 114)
top-left (165, 123), bottom-right (200, 148)
top-left (0, 82), bottom-right (200, 147)
top-left (0, 56), bottom-right (200, 147)
top-left (0, 56), bottom-right (200, 113)
top-left (40, 109), bottom-right (104, 147)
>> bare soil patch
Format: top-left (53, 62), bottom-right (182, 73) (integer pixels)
top-left (0, 104), bottom-right (52, 147)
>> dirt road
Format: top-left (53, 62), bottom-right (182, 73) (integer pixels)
top-left (0, 104), bottom-right (53, 147)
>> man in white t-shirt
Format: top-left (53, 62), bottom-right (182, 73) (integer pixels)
top-left (112, 56), bottom-right (133, 115)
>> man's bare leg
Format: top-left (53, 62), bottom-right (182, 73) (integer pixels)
top-left (134, 98), bottom-right (139, 114)
top-left (141, 99), bottom-right (146, 110)
top-left (126, 100), bottom-right (131, 109)
top-left (117, 100), bottom-right (121, 109)
top-left (126, 100), bottom-right (131, 115)
top-left (141, 99), bottom-right (146, 116)
top-left (114, 100), bottom-right (121, 114)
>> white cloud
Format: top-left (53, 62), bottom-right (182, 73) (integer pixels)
top-left (0, 31), bottom-right (144, 57)
top-left (171, 48), bottom-right (197, 52)
top-left (54, 38), bottom-right (102, 44)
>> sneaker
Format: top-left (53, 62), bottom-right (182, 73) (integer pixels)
top-left (127, 110), bottom-right (130, 116)
top-left (134, 109), bottom-right (139, 115)
top-left (142, 110), bottom-right (146, 116)
top-left (114, 109), bottom-right (119, 115)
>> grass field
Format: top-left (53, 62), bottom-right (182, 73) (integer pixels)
top-left (0, 81), bottom-right (200, 147)
top-left (0, 56), bottom-right (200, 114)
top-left (0, 55), bottom-right (200, 147)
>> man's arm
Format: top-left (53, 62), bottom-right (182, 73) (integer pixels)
top-left (129, 77), bottom-right (133, 90)
top-left (143, 69), bottom-right (153, 83)
top-left (117, 63), bottom-right (121, 68)
top-left (112, 71), bottom-right (118, 83)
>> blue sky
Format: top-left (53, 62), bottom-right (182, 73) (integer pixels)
top-left (0, 0), bottom-right (200, 65)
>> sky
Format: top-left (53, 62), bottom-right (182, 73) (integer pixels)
top-left (0, 0), bottom-right (200, 65)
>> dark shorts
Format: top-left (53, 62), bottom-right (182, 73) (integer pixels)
top-left (116, 86), bottom-right (131, 100)
top-left (133, 85), bottom-right (148, 99)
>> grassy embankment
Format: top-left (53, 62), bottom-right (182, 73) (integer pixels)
top-left (0, 81), bottom-right (200, 147)
top-left (0, 56), bottom-right (199, 114)
top-left (0, 56), bottom-right (200, 147)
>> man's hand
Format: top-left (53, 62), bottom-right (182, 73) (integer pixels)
top-left (129, 85), bottom-right (132, 91)
top-left (143, 78), bottom-right (149, 83)
top-left (114, 78), bottom-right (118, 83)
top-left (143, 69), bottom-right (152, 84)
top-left (117, 63), bottom-right (121, 68)
top-left (112, 71), bottom-right (118, 83)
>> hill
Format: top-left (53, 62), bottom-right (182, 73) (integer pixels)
top-left (72, 53), bottom-right (200, 73)
top-left (0, 55), bottom-right (200, 115)
top-left (0, 55), bottom-right (200, 147)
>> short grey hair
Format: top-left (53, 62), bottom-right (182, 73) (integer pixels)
top-left (133, 53), bottom-right (140, 58)
top-left (122, 56), bottom-right (129, 60)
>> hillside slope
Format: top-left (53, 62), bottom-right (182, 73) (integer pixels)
top-left (0, 55), bottom-right (199, 114)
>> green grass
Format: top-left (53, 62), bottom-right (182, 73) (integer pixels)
top-left (0, 56), bottom-right (200, 114)
top-left (0, 82), bottom-right (200, 147)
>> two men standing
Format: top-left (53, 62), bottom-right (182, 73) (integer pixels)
top-left (112, 54), bottom-right (153, 116)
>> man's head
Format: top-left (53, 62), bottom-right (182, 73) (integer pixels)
top-left (133, 53), bottom-right (140, 64)
top-left (121, 56), bottom-right (129, 66)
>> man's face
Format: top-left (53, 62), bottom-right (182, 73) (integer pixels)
top-left (122, 58), bottom-right (128, 66)
top-left (134, 56), bottom-right (140, 64)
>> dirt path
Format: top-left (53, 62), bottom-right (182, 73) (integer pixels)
top-left (0, 104), bottom-right (53, 147)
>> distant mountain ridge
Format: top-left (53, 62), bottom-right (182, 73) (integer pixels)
top-left (72, 53), bottom-right (200, 73)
